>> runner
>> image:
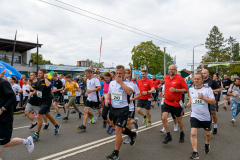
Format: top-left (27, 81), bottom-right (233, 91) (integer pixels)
top-left (162, 65), bottom-right (188, 144)
top-left (62, 74), bottom-right (82, 120)
top-left (136, 70), bottom-right (155, 127)
top-left (186, 77), bottom-right (193, 89)
top-left (123, 68), bottom-right (140, 144)
top-left (99, 75), bottom-right (104, 118)
top-left (59, 74), bottom-right (65, 105)
top-left (202, 69), bottom-right (222, 135)
top-left (151, 75), bottom-right (161, 107)
top-left (101, 72), bottom-right (115, 134)
top-left (52, 73), bottom-right (63, 119)
top-left (9, 76), bottom-right (23, 112)
top-left (187, 73), bottom-right (216, 159)
top-left (213, 73), bottom-right (222, 112)
top-left (77, 69), bottom-right (101, 131)
top-left (227, 78), bottom-right (240, 124)
top-left (30, 69), bottom-right (61, 140)
top-left (0, 76), bottom-right (34, 160)
top-left (222, 74), bottom-right (233, 110)
top-left (105, 65), bottom-right (137, 160)
top-left (26, 72), bottom-right (49, 130)
top-left (22, 78), bottom-right (29, 107)
top-left (111, 71), bottom-right (116, 80)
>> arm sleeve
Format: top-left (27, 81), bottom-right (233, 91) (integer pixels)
top-left (207, 88), bottom-right (215, 99)
top-left (95, 79), bottom-right (100, 87)
top-left (134, 84), bottom-right (140, 94)
top-left (108, 82), bottom-right (112, 94)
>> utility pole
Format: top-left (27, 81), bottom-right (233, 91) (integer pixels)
top-left (11, 30), bottom-right (17, 66)
top-left (164, 47), bottom-right (166, 76)
top-left (192, 47), bottom-right (194, 78)
top-left (37, 34), bottom-right (39, 72)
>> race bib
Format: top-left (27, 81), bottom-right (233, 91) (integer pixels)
top-left (53, 87), bottom-right (57, 90)
top-left (153, 90), bottom-right (156, 93)
top-left (179, 100), bottom-right (183, 107)
top-left (67, 91), bottom-right (72, 96)
top-left (30, 92), bottom-right (33, 98)
top-left (193, 97), bottom-right (204, 105)
top-left (37, 91), bottom-right (42, 98)
top-left (104, 94), bottom-right (107, 99)
top-left (161, 98), bottom-right (165, 105)
top-left (64, 95), bottom-right (68, 100)
top-left (112, 93), bottom-right (122, 102)
top-left (148, 98), bottom-right (152, 101)
top-left (203, 83), bottom-right (208, 86)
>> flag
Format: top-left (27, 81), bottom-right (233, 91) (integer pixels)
top-left (99, 37), bottom-right (102, 70)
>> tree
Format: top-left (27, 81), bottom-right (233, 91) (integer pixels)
top-left (129, 41), bottom-right (173, 75)
top-left (31, 53), bottom-right (52, 65)
top-left (165, 53), bottom-right (174, 74)
top-left (228, 64), bottom-right (240, 76)
top-left (86, 59), bottom-right (104, 68)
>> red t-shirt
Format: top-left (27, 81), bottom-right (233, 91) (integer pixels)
top-left (19, 78), bottom-right (23, 88)
top-left (138, 78), bottom-right (154, 100)
top-left (151, 79), bottom-right (161, 90)
top-left (164, 74), bottom-right (188, 107)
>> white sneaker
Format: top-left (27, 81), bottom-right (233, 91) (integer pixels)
top-left (231, 119), bottom-right (236, 124)
top-left (26, 136), bottom-right (34, 153)
top-left (174, 124), bottom-right (178, 132)
top-left (123, 137), bottom-right (131, 144)
top-left (160, 127), bottom-right (166, 133)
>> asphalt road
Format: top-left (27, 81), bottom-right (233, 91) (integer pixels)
top-left (1, 98), bottom-right (240, 160)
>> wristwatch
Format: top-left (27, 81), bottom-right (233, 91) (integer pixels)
top-left (1, 108), bottom-right (4, 112)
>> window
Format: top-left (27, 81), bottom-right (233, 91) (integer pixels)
top-left (0, 55), bottom-right (21, 64)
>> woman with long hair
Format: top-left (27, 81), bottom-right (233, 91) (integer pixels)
top-left (9, 76), bottom-right (23, 112)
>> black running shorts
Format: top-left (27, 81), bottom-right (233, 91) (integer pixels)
top-left (128, 111), bottom-right (135, 119)
top-left (112, 106), bottom-right (129, 128)
top-left (53, 96), bottom-right (61, 103)
top-left (0, 122), bottom-right (13, 145)
top-left (85, 100), bottom-right (101, 109)
top-left (190, 117), bottom-right (211, 131)
top-left (162, 103), bottom-right (182, 117)
top-left (137, 99), bottom-right (151, 110)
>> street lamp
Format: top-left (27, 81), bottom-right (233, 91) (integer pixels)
top-left (192, 44), bottom-right (204, 77)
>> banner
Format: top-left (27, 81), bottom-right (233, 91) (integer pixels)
top-left (208, 63), bottom-right (230, 67)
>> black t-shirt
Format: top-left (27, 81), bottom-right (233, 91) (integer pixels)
top-left (28, 82), bottom-right (39, 106)
top-left (0, 78), bottom-right (16, 122)
top-left (203, 78), bottom-right (220, 90)
top-left (222, 78), bottom-right (232, 88)
top-left (53, 79), bottom-right (63, 97)
top-left (35, 78), bottom-right (53, 105)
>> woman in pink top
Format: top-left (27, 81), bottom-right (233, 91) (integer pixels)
top-left (101, 72), bottom-right (115, 134)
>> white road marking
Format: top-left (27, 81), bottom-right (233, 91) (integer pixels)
top-left (38, 112), bottom-right (191, 160)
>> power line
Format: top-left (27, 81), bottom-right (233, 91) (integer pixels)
top-left (38, 0), bottom-right (205, 53)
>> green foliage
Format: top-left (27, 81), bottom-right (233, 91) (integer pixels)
top-left (229, 65), bottom-right (240, 76)
top-left (31, 53), bottom-right (52, 65)
top-left (86, 59), bottom-right (104, 68)
top-left (129, 41), bottom-right (174, 75)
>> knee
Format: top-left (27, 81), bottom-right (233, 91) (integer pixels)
top-left (137, 107), bottom-right (141, 113)
top-left (115, 127), bottom-right (122, 135)
top-left (84, 108), bottom-right (89, 114)
top-left (176, 118), bottom-right (182, 124)
top-left (191, 132), bottom-right (197, 137)
top-left (205, 132), bottom-right (211, 137)
top-left (25, 111), bottom-right (30, 116)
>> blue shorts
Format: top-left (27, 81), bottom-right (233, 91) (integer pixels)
top-left (222, 90), bottom-right (228, 95)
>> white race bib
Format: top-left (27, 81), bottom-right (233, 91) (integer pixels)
top-left (203, 83), bottom-right (208, 86)
top-left (193, 97), bottom-right (204, 105)
top-left (37, 91), bottom-right (42, 98)
top-left (179, 100), bottom-right (183, 107)
top-left (104, 94), bottom-right (107, 99)
top-left (161, 98), bottom-right (165, 105)
top-left (67, 91), bottom-right (72, 96)
top-left (112, 93), bottom-right (122, 102)
top-left (53, 87), bottom-right (57, 90)
top-left (64, 95), bottom-right (68, 100)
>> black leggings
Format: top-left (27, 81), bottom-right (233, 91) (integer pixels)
top-left (102, 104), bottom-right (113, 121)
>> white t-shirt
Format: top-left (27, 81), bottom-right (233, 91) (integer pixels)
top-left (129, 82), bottom-right (140, 111)
top-left (22, 84), bottom-right (30, 97)
top-left (108, 80), bottom-right (134, 109)
top-left (87, 77), bottom-right (101, 102)
top-left (75, 84), bottom-right (81, 96)
top-left (11, 84), bottom-right (22, 101)
top-left (161, 84), bottom-right (165, 105)
top-left (189, 85), bottom-right (215, 121)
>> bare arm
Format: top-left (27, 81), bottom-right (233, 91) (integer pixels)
top-left (130, 93), bottom-right (141, 102)
top-left (120, 82), bottom-right (133, 95)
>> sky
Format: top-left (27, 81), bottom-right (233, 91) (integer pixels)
top-left (1, 0), bottom-right (240, 72)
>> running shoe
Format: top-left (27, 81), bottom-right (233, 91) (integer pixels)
top-left (98, 114), bottom-right (102, 118)
top-left (134, 117), bottom-right (139, 130)
top-left (179, 132), bottom-right (185, 143)
top-left (54, 124), bottom-right (61, 135)
top-left (63, 117), bottom-right (69, 121)
top-left (43, 124), bottom-right (49, 130)
top-left (106, 151), bottom-right (119, 160)
top-left (190, 152), bottom-right (199, 159)
top-left (143, 116), bottom-right (147, 125)
top-left (55, 114), bottom-right (61, 119)
top-left (158, 102), bottom-right (160, 106)
top-left (71, 110), bottom-right (76, 114)
top-left (29, 123), bottom-right (37, 129)
top-left (184, 103), bottom-right (186, 108)
top-left (103, 121), bottom-right (107, 128)
top-left (152, 104), bottom-right (155, 108)
top-left (25, 136), bottom-right (34, 153)
top-left (88, 119), bottom-right (93, 124)
top-left (129, 132), bottom-right (137, 146)
top-left (109, 129), bottom-right (115, 134)
top-left (32, 133), bottom-right (39, 141)
top-left (228, 100), bottom-right (231, 105)
top-left (107, 126), bottom-right (112, 133)
top-left (160, 127), bottom-right (166, 133)
top-left (79, 112), bottom-right (82, 119)
top-left (146, 122), bottom-right (152, 127)
top-left (123, 136), bottom-right (131, 144)
top-left (231, 119), bottom-right (236, 124)
top-left (213, 128), bottom-right (217, 135)
top-left (204, 143), bottom-right (211, 154)
top-left (223, 106), bottom-right (227, 110)
top-left (162, 135), bottom-right (172, 144)
top-left (76, 125), bottom-right (86, 132)
top-left (91, 117), bottom-right (97, 124)
top-left (174, 124), bottom-right (178, 131)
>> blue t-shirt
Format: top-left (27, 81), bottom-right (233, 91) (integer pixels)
top-left (187, 80), bottom-right (192, 88)
top-left (100, 81), bottom-right (104, 95)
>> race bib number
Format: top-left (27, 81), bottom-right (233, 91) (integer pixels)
top-left (203, 83), bottom-right (208, 86)
top-left (179, 100), bottom-right (183, 107)
top-left (148, 98), bottom-right (152, 101)
top-left (193, 97), bottom-right (204, 105)
top-left (104, 94), bottom-right (107, 99)
top-left (153, 90), bottom-right (156, 93)
top-left (112, 93), bottom-right (122, 102)
top-left (53, 87), bottom-right (57, 90)
top-left (64, 95), bottom-right (68, 100)
top-left (67, 91), bottom-right (72, 96)
top-left (222, 90), bottom-right (227, 93)
top-left (161, 98), bottom-right (165, 105)
top-left (37, 91), bottom-right (42, 98)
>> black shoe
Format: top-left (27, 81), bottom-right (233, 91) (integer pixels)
top-left (106, 151), bottom-right (119, 160)
top-left (213, 128), bottom-right (217, 135)
top-left (76, 125), bottom-right (86, 132)
top-left (29, 123), bottom-right (37, 129)
top-left (190, 152), bottom-right (199, 159)
top-left (130, 132), bottom-right (137, 146)
top-left (43, 124), bottom-right (49, 130)
top-left (162, 135), bottom-right (172, 144)
top-left (79, 112), bottom-right (82, 119)
top-left (63, 117), bottom-right (69, 121)
top-left (179, 132), bottom-right (185, 143)
top-left (204, 143), bottom-right (211, 154)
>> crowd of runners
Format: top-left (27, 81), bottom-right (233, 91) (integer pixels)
top-left (0, 64), bottom-right (239, 160)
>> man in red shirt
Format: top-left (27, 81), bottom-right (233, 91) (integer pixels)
top-left (151, 75), bottom-right (161, 107)
top-left (136, 70), bottom-right (155, 127)
top-left (162, 65), bottom-right (188, 144)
